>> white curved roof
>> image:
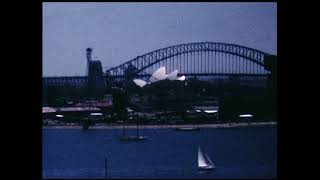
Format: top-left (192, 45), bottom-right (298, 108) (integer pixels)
top-left (133, 79), bottom-right (147, 87)
top-left (150, 66), bottom-right (166, 82)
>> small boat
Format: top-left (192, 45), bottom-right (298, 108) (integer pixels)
top-left (119, 120), bottom-right (147, 141)
top-left (198, 146), bottom-right (215, 170)
top-left (120, 135), bottom-right (148, 141)
top-left (175, 127), bottom-right (200, 131)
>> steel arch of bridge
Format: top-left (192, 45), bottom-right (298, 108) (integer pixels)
top-left (106, 42), bottom-right (271, 77)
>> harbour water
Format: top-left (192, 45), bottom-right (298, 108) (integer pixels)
top-left (42, 125), bottom-right (277, 179)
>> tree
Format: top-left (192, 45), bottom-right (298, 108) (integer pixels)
top-left (219, 92), bottom-right (240, 123)
top-left (112, 88), bottom-right (129, 122)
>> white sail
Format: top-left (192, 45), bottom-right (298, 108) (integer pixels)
top-left (205, 153), bottom-right (215, 168)
top-left (198, 147), bottom-right (209, 167)
top-left (150, 66), bottom-right (166, 82)
top-left (133, 79), bottom-right (147, 87)
top-left (166, 70), bottom-right (178, 80)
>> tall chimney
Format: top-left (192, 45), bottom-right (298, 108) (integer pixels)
top-left (86, 48), bottom-right (92, 76)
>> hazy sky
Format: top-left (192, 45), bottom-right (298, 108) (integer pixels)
top-left (43, 2), bottom-right (277, 77)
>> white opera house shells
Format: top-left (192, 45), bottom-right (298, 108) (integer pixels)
top-left (133, 66), bottom-right (186, 88)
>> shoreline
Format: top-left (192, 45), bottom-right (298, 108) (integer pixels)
top-left (42, 121), bottom-right (277, 129)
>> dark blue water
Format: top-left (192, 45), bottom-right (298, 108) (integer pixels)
top-left (43, 126), bottom-right (277, 179)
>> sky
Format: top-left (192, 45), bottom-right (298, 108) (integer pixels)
top-left (43, 2), bottom-right (277, 77)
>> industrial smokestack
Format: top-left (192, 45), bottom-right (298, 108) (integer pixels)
top-left (86, 48), bottom-right (92, 76)
top-left (86, 48), bottom-right (92, 62)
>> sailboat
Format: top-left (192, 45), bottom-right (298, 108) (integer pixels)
top-left (120, 124), bottom-right (147, 141)
top-left (120, 114), bottom-right (147, 141)
top-left (198, 146), bottom-right (215, 170)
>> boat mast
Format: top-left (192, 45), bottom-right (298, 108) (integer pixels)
top-left (136, 123), bottom-right (139, 137)
top-left (122, 120), bottom-right (126, 137)
top-left (136, 114), bottom-right (139, 137)
top-left (122, 108), bottom-right (126, 137)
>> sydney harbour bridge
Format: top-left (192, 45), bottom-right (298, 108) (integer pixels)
top-left (43, 41), bottom-right (277, 96)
